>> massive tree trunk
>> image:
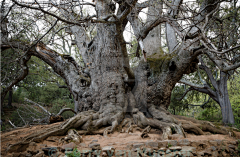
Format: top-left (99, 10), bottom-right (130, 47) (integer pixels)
top-left (84, 0), bottom-right (129, 128)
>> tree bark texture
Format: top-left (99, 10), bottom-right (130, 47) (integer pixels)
top-left (217, 71), bottom-right (235, 124)
top-left (2, 0), bottom-right (239, 152)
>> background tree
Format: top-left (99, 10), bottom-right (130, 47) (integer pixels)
top-left (178, 0), bottom-right (240, 124)
top-left (179, 57), bottom-right (237, 124)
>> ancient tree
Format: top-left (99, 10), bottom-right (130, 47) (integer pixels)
top-left (1, 0), bottom-right (240, 151)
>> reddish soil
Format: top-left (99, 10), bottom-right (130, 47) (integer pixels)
top-left (1, 122), bottom-right (239, 155)
top-left (185, 133), bottom-right (238, 141)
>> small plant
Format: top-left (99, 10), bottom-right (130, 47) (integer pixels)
top-left (167, 143), bottom-right (172, 148)
top-left (66, 148), bottom-right (81, 157)
top-left (221, 147), bottom-right (225, 152)
top-left (171, 127), bottom-right (176, 134)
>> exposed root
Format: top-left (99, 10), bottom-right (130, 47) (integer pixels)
top-left (182, 124), bottom-right (205, 135)
top-left (162, 126), bottom-right (172, 140)
top-left (57, 108), bottom-right (77, 116)
top-left (120, 118), bottom-right (131, 128)
top-left (172, 123), bottom-right (186, 138)
top-left (7, 112), bottom-right (92, 152)
top-left (174, 115), bottom-right (229, 135)
top-left (141, 126), bottom-right (151, 138)
top-left (103, 126), bottom-right (112, 137)
top-left (114, 118), bottom-right (130, 133)
top-left (126, 124), bottom-right (133, 133)
top-left (133, 110), bottom-right (186, 139)
top-left (148, 104), bottom-right (177, 123)
top-left (63, 129), bottom-right (83, 144)
top-left (101, 111), bottom-right (125, 137)
top-left (195, 124), bottom-right (228, 135)
top-left (49, 108), bottom-right (77, 124)
top-left (7, 108), bottom-right (230, 153)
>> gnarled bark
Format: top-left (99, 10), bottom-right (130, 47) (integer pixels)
top-left (3, 0), bottom-right (240, 153)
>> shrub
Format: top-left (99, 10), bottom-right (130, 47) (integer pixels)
top-left (66, 148), bottom-right (81, 157)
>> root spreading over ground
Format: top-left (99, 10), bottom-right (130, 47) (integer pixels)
top-left (6, 108), bottom-right (237, 153)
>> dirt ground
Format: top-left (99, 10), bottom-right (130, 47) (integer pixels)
top-left (1, 122), bottom-right (240, 155)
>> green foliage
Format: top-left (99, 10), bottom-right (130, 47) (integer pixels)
top-left (196, 105), bottom-right (222, 122)
top-left (1, 49), bottom-right (24, 91)
top-left (228, 74), bottom-right (240, 128)
top-left (66, 148), bottom-right (81, 157)
top-left (2, 56), bottom-right (74, 129)
top-left (9, 107), bottom-right (26, 127)
top-left (172, 70), bottom-right (240, 127)
top-left (169, 85), bottom-right (190, 115)
top-left (167, 143), bottom-right (172, 148)
top-left (16, 56), bottom-right (73, 104)
top-left (50, 99), bottom-right (74, 119)
top-left (12, 87), bottom-right (25, 103)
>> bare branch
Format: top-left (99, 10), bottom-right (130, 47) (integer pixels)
top-left (176, 87), bottom-right (193, 101)
top-left (136, 1), bottom-right (149, 10)
top-left (57, 108), bottom-right (76, 116)
top-left (8, 120), bottom-right (17, 128)
top-left (223, 62), bottom-right (240, 72)
top-left (12, 0), bottom-right (83, 26)
top-left (182, 97), bottom-right (210, 107)
top-left (17, 109), bottom-right (27, 126)
top-left (24, 98), bottom-right (51, 116)
top-left (179, 79), bottom-right (218, 102)
top-left (203, 49), bottom-right (240, 72)
top-left (199, 56), bottom-right (219, 91)
top-left (179, 79), bottom-right (205, 89)
top-left (201, 39), bottom-right (240, 54)
top-left (118, 0), bottom-right (138, 22)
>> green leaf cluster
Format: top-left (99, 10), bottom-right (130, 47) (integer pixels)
top-left (228, 74), bottom-right (240, 128)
